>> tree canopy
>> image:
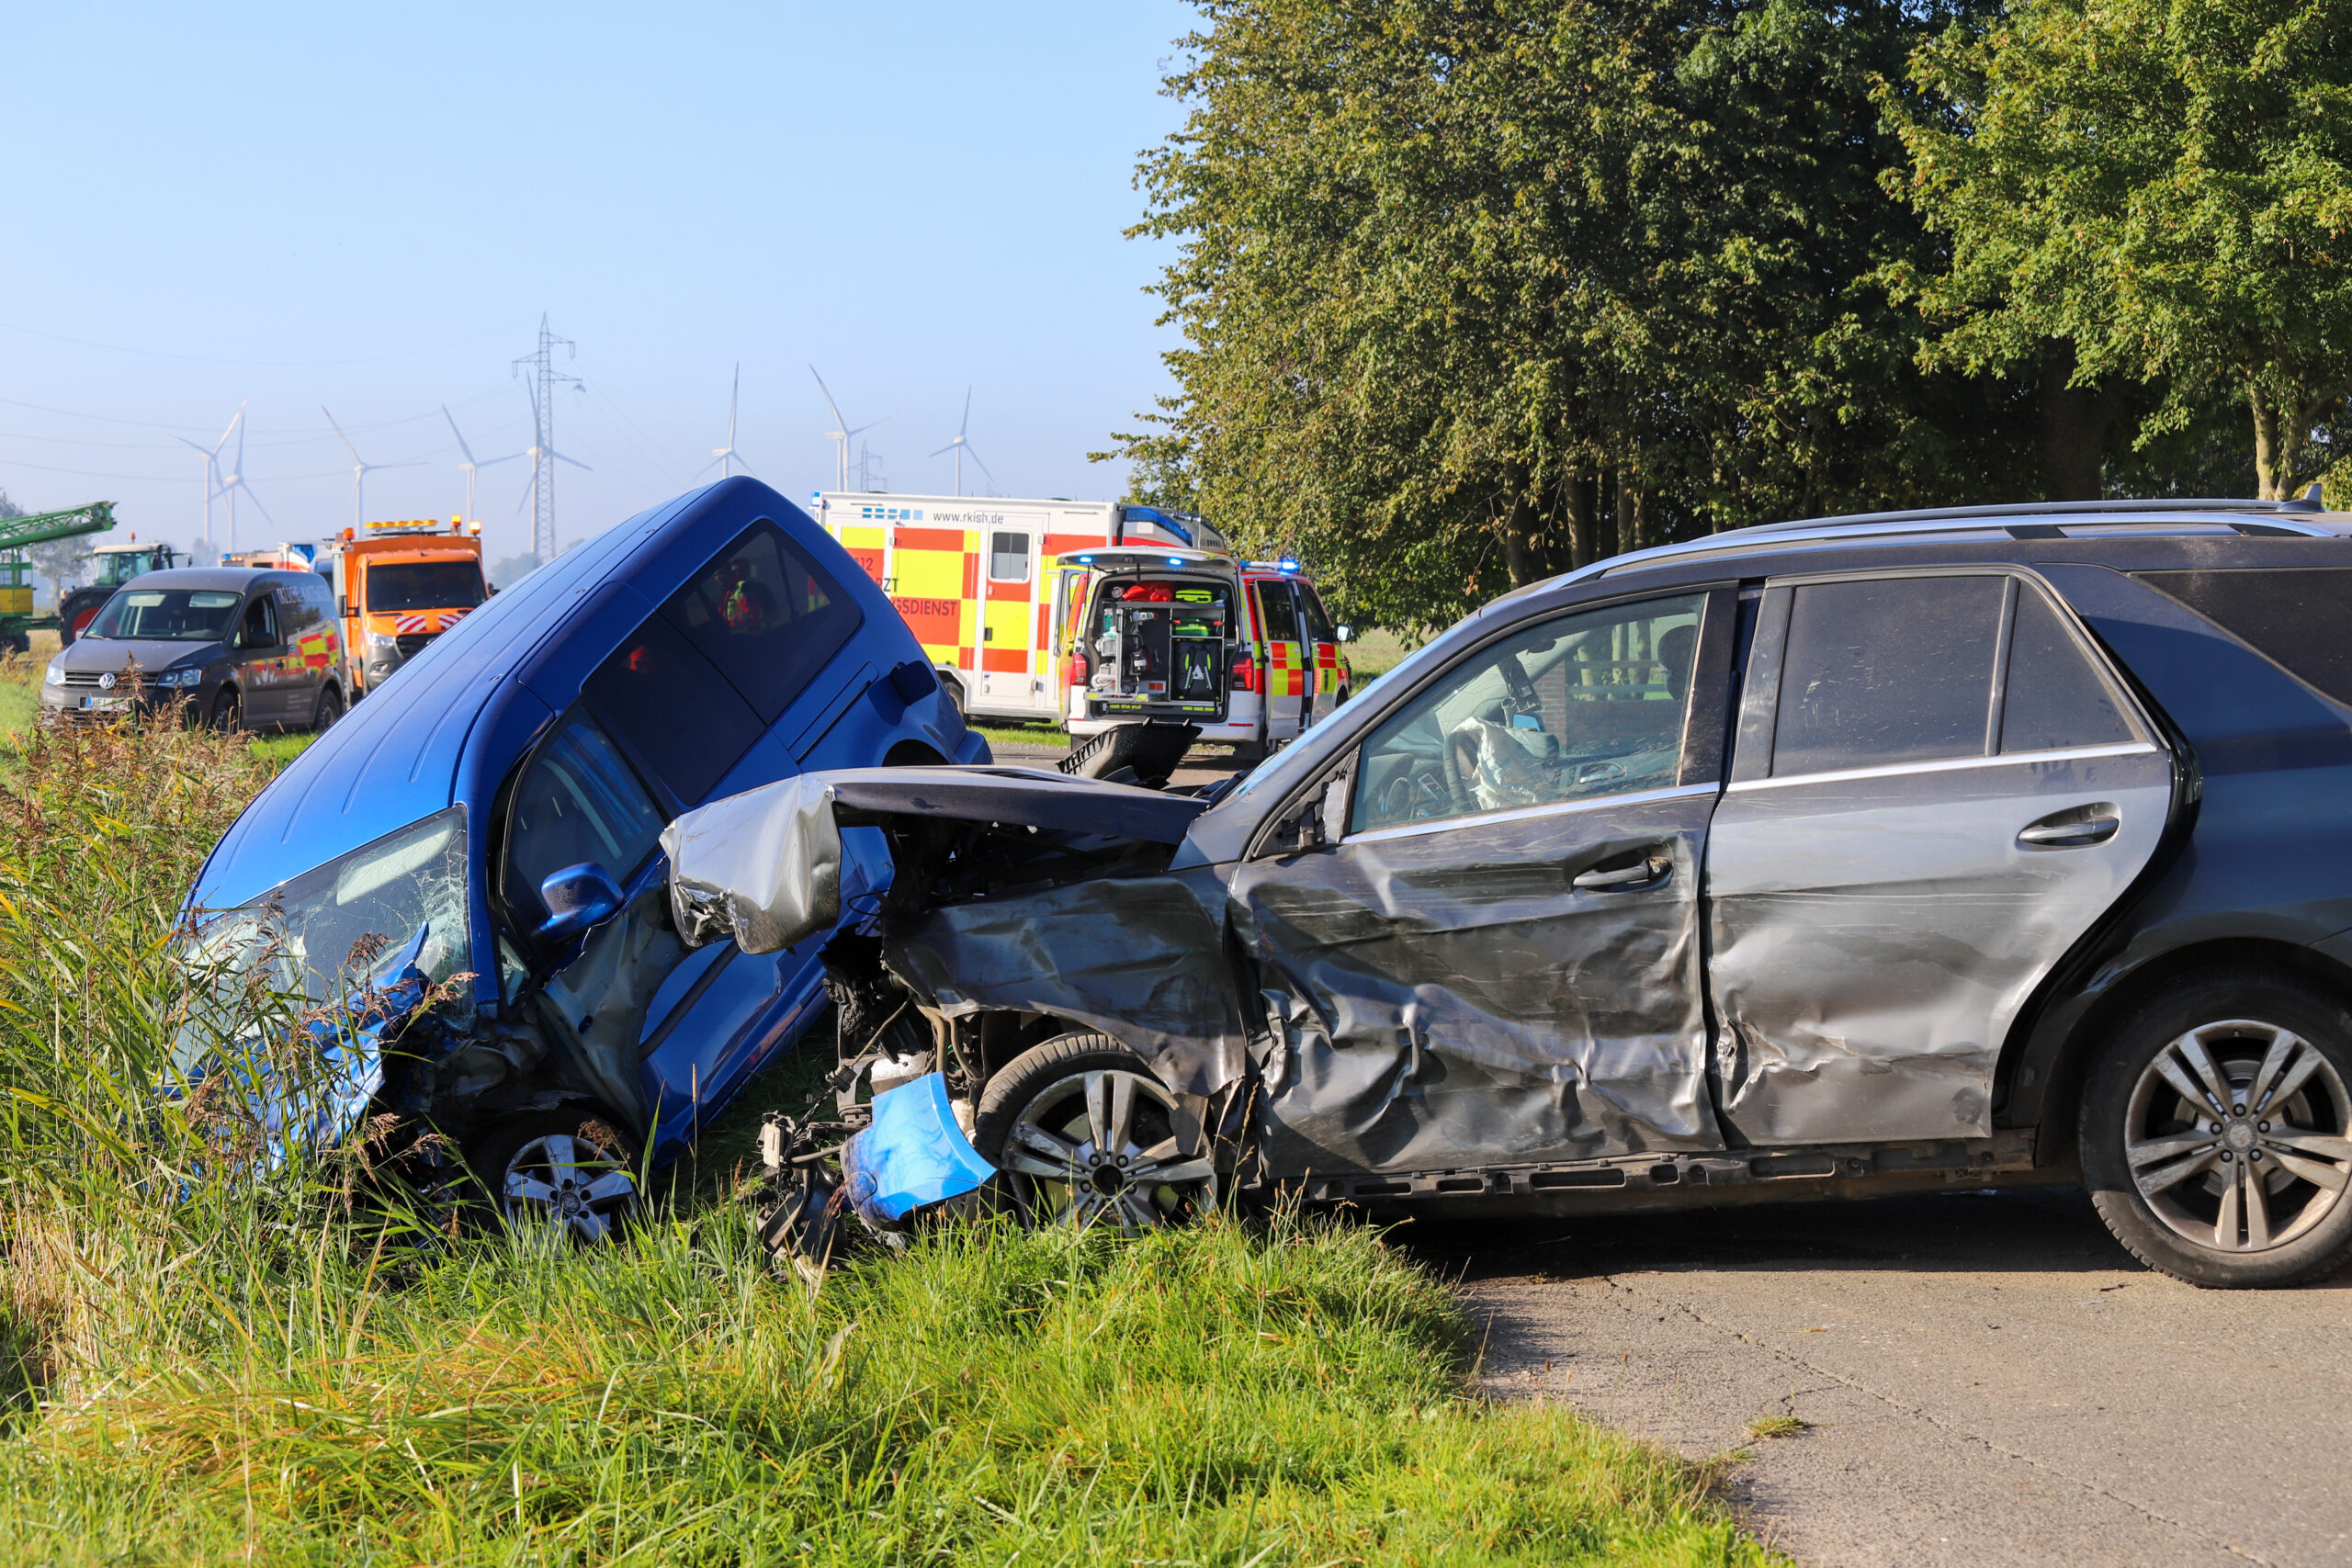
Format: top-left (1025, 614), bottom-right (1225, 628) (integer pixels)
top-left (1111, 0), bottom-right (2343, 629)
top-left (1890, 0), bottom-right (2352, 499)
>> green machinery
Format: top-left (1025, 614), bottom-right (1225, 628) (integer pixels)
top-left (0, 501), bottom-right (117, 654)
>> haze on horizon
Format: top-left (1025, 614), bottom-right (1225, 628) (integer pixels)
top-left (0, 2), bottom-right (1191, 565)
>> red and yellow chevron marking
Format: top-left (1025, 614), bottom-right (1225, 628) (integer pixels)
top-left (296, 627), bottom-right (337, 670)
top-left (390, 607), bottom-right (469, 637)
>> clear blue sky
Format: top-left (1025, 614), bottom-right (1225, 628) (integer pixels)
top-left (0, 1), bottom-right (1195, 564)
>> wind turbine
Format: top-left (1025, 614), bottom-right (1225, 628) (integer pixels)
top-left (175, 400), bottom-right (245, 553)
top-left (809, 365), bottom-right (889, 491)
top-left (513, 379), bottom-right (593, 536)
top-left (443, 405), bottom-right (526, 528)
top-left (322, 408), bottom-right (424, 530)
top-left (701, 363), bottom-right (754, 479)
top-left (930, 388), bottom-right (994, 497)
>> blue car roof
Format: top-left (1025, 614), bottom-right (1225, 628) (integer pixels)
top-left (190, 491), bottom-right (693, 913)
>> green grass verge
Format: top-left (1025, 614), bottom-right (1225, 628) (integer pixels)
top-left (0, 653), bottom-right (1779, 1565)
top-left (969, 716), bottom-right (1069, 752)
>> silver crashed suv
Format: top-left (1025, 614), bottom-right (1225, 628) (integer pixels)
top-left (671, 497), bottom-right (2352, 1290)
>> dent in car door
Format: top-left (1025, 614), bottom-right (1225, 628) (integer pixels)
top-left (1237, 590), bottom-right (1733, 1177)
top-left (1706, 572), bottom-right (2174, 1144)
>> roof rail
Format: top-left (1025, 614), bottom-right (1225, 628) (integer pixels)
top-left (1733, 496), bottom-right (2317, 536)
top-left (1562, 498), bottom-right (2343, 583)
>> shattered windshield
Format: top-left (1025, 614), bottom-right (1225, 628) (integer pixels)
top-left (173, 808), bottom-right (471, 1075)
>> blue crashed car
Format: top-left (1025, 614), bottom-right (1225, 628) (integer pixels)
top-left (178, 478), bottom-right (986, 1236)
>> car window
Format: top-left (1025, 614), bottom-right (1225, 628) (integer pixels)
top-left (274, 582), bottom-right (316, 633)
top-left (660, 519), bottom-right (862, 724)
top-left (1351, 593), bottom-right (1705, 834)
top-left (2133, 568), bottom-right (2352, 707)
top-left (1297, 583), bottom-right (1337, 642)
top-left (1771, 576), bottom-right (2005, 776)
top-left (989, 531), bottom-right (1030, 583)
top-left (582, 613), bottom-right (763, 807)
top-left (503, 712), bottom-right (668, 922)
top-left (368, 560), bottom-right (486, 614)
top-left (1255, 581), bottom-right (1299, 645)
top-left (1998, 585), bottom-right (2137, 752)
top-left (239, 593), bottom-right (279, 649)
top-left (85, 588), bottom-right (241, 642)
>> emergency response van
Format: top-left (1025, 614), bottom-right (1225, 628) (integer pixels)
top-left (812, 491), bottom-right (1350, 750)
top-left (809, 493), bottom-right (1222, 720)
top-left (1063, 550), bottom-right (1352, 755)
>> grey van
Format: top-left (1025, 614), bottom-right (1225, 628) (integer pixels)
top-left (40, 567), bottom-right (347, 732)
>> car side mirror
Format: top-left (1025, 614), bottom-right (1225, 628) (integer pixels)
top-left (1335, 625), bottom-right (1353, 643)
top-left (1261, 765), bottom-right (1352, 856)
top-left (537, 863), bottom-right (625, 943)
top-left (338, 598), bottom-right (349, 619)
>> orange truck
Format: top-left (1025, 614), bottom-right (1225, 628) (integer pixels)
top-left (324, 519), bottom-right (490, 700)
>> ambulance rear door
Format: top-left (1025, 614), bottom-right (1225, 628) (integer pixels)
top-left (1250, 575), bottom-right (1307, 740)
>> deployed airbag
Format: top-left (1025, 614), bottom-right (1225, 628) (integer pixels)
top-left (662, 774), bottom-right (842, 954)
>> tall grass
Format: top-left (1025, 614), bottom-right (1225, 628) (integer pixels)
top-left (0, 660), bottom-right (1781, 1566)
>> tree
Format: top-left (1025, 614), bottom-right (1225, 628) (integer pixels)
top-left (1115, 0), bottom-right (2035, 632)
top-left (1888, 0), bottom-right (2352, 499)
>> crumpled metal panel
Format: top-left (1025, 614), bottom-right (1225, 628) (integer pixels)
top-left (662, 774), bottom-right (842, 954)
top-left (1231, 791), bottom-right (1723, 1177)
top-left (1708, 750), bottom-right (2174, 1144)
top-left (839, 1073), bottom-right (996, 1224)
top-left (881, 868), bottom-right (1250, 1097)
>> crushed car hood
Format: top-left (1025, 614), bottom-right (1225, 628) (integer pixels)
top-left (664, 765), bottom-right (1211, 957)
top-left (823, 765), bottom-right (1209, 841)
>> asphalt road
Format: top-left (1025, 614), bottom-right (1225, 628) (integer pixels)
top-left (1409, 1190), bottom-right (2352, 1568)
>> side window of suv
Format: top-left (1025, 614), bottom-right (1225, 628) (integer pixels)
top-left (1351, 593), bottom-right (1705, 833)
top-left (1769, 575), bottom-right (2135, 779)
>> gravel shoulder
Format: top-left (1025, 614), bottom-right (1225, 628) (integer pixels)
top-left (1416, 1189), bottom-right (2352, 1568)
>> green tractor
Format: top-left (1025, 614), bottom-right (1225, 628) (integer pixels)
top-left (57, 536), bottom-right (183, 647)
top-left (0, 502), bottom-right (120, 656)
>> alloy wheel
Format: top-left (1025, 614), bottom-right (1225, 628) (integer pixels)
top-left (995, 1067), bottom-right (1216, 1232)
top-left (498, 1130), bottom-right (639, 1244)
top-left (2125, 1019), bottom-right (2352, 1254)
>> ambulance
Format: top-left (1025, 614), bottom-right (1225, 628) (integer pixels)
top-left (811, 491), bottom-right (1352, 753)
top-left (1063, 549), bottom-right (1353, 755)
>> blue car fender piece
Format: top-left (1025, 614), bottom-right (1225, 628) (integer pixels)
top-left (839, 1073), bottom-right (997, 1226)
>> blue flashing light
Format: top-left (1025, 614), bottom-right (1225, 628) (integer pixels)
top-left (1074, 553), bottom-right (1094, 564)
top-left (1278, 557), bottom-right (1300, 572)
top-left (1168, 556), bottom-right (1184, 566)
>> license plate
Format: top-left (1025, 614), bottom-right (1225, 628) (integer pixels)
top-left (81, 695), bottom-right (130, 712)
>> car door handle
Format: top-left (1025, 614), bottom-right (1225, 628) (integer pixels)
top-left (1574, 854), bottom-right (1671, 890)
top-left (2018, 813), bottom-right (2120, 848)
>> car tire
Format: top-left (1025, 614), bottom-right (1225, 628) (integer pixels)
top-left (6, 631), bottom-right (27, 657)
top-left (311, 682), bottom-right (345, 732)
top-left (2081, 968), bottom-right (2352, 1288)
top-left (942, 673), bottom-right (967, 722)
top-left (208, 686), bottom-right (242, 733)
top-left (970, 1032), bottom-right (1216, 1232)
top-left (57, 588), bottom-right (108, 648)
top-left (466, 1107), bottom-right (640, 1246)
